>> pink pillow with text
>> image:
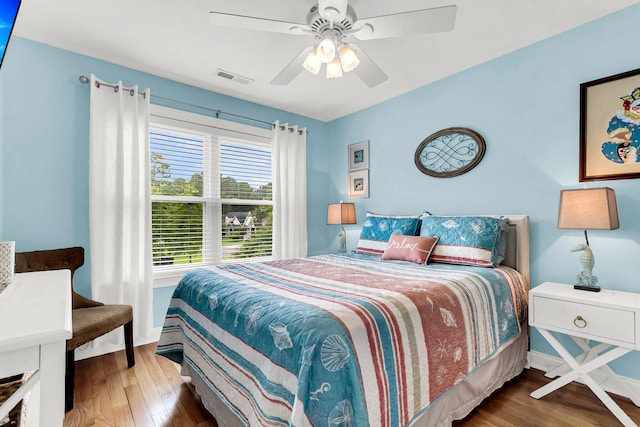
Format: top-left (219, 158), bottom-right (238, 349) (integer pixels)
top-left (381, 235), bottom-right (439, 265)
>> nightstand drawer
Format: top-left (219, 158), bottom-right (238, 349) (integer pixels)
top-left (532, 295), bottom-right (636, 345)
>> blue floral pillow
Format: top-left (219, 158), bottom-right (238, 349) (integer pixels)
top-left (355, 212), bottom-right (421, 255)
top-left (419, 215), bottom-right (509, 267)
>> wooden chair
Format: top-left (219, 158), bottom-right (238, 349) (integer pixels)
top-left (14, 247), bottom-right (134, 412)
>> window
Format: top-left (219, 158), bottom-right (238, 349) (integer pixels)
top-left (149, 106), bottom-right (273, 285)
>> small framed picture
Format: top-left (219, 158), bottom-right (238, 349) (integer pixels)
top-left (348, 169), bottom-right (369, 199)
top-left (348, 140), bottom-right (369, 171)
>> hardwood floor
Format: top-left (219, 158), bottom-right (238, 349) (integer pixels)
top-left (63, 343), bottom-right (640, 426)
top-left (64, 343), bottom-right (216, 427)
top-left (455, 370), bottom-right (640, 427)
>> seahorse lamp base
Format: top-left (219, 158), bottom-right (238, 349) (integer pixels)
top-left (338, 227), bottom-right (347, 253)
top-left (576, 271), bottom-right (598, 286)
top-left (574, 270), bottom-right (600, 292)
top-left (570, 242), bottom-right (600, 292)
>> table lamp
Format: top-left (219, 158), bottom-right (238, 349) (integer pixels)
top-left (557, 187), bottom-right (619, 292)
top-left (327, 202), bottom-right (356, 253)
top-left (0, 241), bottom-right (15, 294)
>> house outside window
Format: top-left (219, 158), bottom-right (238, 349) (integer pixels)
top-left (150, 105), bottom-right (273, 287)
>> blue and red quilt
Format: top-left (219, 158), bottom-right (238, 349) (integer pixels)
top-left (157, 253), bottom-right (527, 426)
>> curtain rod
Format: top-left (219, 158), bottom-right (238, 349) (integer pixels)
top-left (78, 75), bottom-right (281, 130)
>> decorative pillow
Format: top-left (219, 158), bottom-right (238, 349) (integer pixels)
top-left (355, 212), bottom-right (422, 255)
top-left (381, 235), bottom-right (439, 265)
top-left (419, 215), bottom-right (509, 267)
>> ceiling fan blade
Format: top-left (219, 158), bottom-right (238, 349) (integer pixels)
top-left (209, 11), bottom-right (310, 34)
top-left (352, 5), bottom-right (456, 40)
top-left (271, 46), bottom-right (314, 85)
top-left (350, 44), bottom-right (388, 88)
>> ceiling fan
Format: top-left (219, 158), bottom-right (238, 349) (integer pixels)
top-left (209, 0), bottom-right (457, 88)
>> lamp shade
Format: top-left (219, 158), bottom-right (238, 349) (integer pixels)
top-left (316, 38), bottom-right (336, 63)
top-left (327, 202), bottom-right (356, 225)
top-left (303, 49), bottom-right (322, 75)
top-left (326, 58), bottom-right (343, 79)
top-left (558, 187), bottom-right (619, 230)
top-left (339, 44), bottom-right (360, 72)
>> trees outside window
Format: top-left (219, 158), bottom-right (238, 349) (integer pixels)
top-left (150, 107), bottom-right (273, 272)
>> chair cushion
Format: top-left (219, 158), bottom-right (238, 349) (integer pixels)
top-left (68, 305), bottom-right (133, 350)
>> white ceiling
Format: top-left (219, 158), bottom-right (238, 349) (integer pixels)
top-left (12, 0), bottom-right (638, 122)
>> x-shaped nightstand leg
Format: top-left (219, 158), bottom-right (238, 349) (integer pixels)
top-left (531, 328), bottom-right (637, 427)
top-left (543, 336), bottom-right (640, 406)
top-left (544, 339), bottom-right (609, 378)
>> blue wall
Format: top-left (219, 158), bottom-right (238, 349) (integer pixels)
top-left (321, 4), bottom-right (640, 377)
top-left (0, 36), bottom-right (331, 328)
top-left (2, 5), bottom-right (640, 378)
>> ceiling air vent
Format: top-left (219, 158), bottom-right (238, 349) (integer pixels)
top-left (214, 69), bottom-right (253, 85)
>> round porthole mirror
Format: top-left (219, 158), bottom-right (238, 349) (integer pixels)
top-left (414, 127), bottom-right (486, 178)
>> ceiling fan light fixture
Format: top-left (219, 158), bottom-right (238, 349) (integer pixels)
top-left (316, 38), bottom-right (336, 63)
top-left (326, 57), bottom-right (343, 79)
top-left (338, 44), bottom-right (359, 72)
top-left (303, 49), bottom-right (322, 75)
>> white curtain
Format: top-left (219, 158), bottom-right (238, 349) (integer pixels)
top-left (89, 74), bottom-right (152, 345)
top-left (272, 121), bottom-right (308, 259)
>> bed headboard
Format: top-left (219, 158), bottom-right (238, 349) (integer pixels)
top-left (501, 215), bottom-right (530, 288)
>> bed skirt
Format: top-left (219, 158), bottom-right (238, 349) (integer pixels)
top-left (180, 329), bottom-right (528, 427)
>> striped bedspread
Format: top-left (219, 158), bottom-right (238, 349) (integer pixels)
top-left (157, 253), bottom-right (528, 426)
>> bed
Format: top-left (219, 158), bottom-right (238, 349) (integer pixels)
top-left (157, 214), bottom-right (530, 426)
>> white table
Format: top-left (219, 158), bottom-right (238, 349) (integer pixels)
top-left (0, 270), bottom-right (72, 426)
top-left (529, 281), bottom-right (640, 427)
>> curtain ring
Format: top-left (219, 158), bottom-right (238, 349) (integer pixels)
top-left (94, 81), bottom-right (100, 88)
top-left (130, 89), bottom-right (135, 96)
top-left (114, 86), bottom-right (119, 93)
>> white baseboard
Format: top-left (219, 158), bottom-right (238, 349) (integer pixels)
top-left (74, 327), bottom-right (162, 361)
top-left (528, 350), bottom-right (640, 399)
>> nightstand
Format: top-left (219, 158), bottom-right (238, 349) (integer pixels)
top-left (529, 281), bottom-right (640, 427)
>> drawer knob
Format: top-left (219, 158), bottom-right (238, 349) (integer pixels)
top-left (574, 315), bottom-right (587, 329)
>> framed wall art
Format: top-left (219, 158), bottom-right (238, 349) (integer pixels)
top-left (348, 140), bottom-right (369, 171)
top-left (414, 128), bottom-right (485, 178)
top-left (348, 169), bottom-right (369, 199)
top-left (580, 67), bottom-right (640, 181)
